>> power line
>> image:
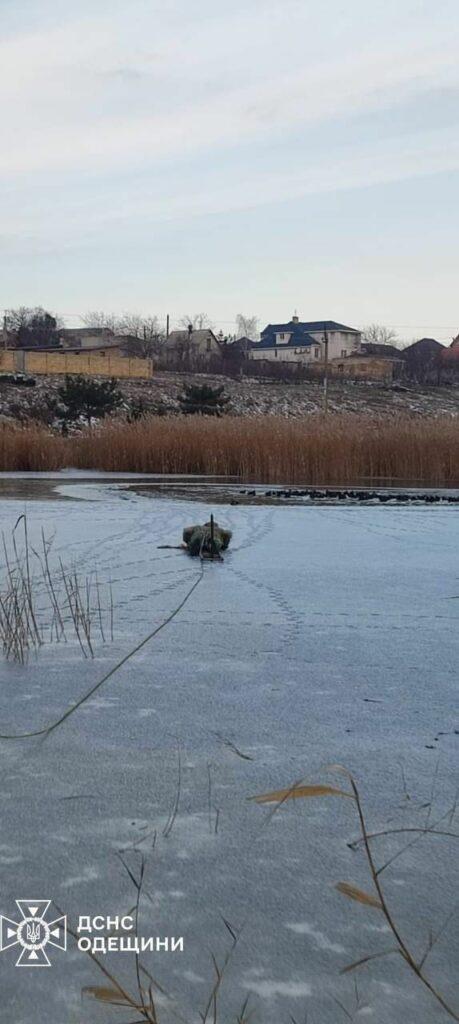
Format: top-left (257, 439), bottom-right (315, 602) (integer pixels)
top-left (1, 309), bottom-right (456, 332)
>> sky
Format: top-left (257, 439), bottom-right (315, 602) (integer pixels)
top-left (0, 0), bottom-right (458, 341)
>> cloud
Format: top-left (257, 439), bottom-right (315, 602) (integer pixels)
top-left (2, 120), bottom-right (458, 252)
top-left (0, 3), bottom-right (457, 178)
top-left (0, 0), bottom-right (458, 347)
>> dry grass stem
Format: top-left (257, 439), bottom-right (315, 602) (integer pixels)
top-left (253, 769), bottom-right (459, 1021)
top-left (0, 517), bottom-right (113, 662)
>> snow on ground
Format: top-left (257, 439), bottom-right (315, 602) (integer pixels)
top-left (0, 477), bottom-right (457, 1023)
top-left (2, 372), bottom-right (459, 422)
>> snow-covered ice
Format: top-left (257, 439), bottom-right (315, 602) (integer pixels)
top-left (0, 477), bottom-right (457, 1023)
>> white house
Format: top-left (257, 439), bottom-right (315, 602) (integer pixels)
top-left (250, 315), bottom-right (361, 363)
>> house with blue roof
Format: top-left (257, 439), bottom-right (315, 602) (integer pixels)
top-left (250, 314), bottom-right (361, 364)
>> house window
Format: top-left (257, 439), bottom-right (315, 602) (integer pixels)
top-left (341, 349), bottom-right (347, 357)
top-left (314, 347), bottom-right (320, 358)
top-left (279, 333), bottom-right (285, 340)
top-left (206, 339), bottom-right (212, 352)
top-left (274, 350), bottom-right (278, 357)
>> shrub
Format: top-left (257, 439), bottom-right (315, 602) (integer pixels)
top-left (178, 383), bottom-right (230, 416)
top-left (58, 375), bottom-right (122, 426)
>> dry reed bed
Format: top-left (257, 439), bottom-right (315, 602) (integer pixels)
top-left (0, 415), bottom-right (457, 485)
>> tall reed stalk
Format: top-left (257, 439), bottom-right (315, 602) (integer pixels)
top-left (0, 415), bottom-right (457, 485)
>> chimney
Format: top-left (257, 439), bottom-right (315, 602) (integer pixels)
top-left (292, 312), bottom-right (299, 324)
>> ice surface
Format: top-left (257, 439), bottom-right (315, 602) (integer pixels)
top-left (0, 480), bottom-right (457, 1023)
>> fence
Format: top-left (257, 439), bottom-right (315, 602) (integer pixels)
top-left (0, 350), bottom-right (153, 379)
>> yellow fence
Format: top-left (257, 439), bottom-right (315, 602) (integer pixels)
top-left (0, 352), bottom-right (15, 372)
top-left (0, 350), bottom-right (152, 379)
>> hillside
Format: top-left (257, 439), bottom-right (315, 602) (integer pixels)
top-left (1, 370), bottom-right (459, 423)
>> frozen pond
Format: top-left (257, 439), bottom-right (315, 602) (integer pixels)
top-left (0, 476), bottom-right (457, 1023)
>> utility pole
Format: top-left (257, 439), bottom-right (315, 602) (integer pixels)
top-left (323, 322), bottom-right (329, 414)
top-left (186, 322), bottom-right (193, 371)
top-left (210, 513), bottom-right (215, 560)
top-left (166, 314), bottom-right (170, 338)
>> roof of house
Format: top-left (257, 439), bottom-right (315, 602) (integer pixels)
top-left (403, 338), bottom-right (443, 354)
top-left (60, 327), bottom-right (114, 337)
top-left (166, 329), bottom-right (219, 346)
top-left (16, 342), bottom-right (128, 354)
top-left (59, 343), bottom-right (128, 354)
top-left (224, 336), bottom-right (255, 349)
top-left (361, 342), bottom-right (402, 358)
top-left (254, 328), bottom-right (319, 350)
top-left (261, 319), bottom-right (360, 337)
top-left (8, 345), bottom-right (63, 352)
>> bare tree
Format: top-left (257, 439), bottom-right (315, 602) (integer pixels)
top-left (115, 313), bottom-right (145, 338)
top-left (178, 313), bottom-right (214, 331)
top-left (142, 317), bottom-right (167, 355)
top-left (362, 324), bottom-right (400, 347)
top-left (117, 314), bottom-right (166, 358)
top-left (80, 311), bottom-right (119, 332)
top-left (235, 313), bottom-right (259, 341)
top-left (80, 311), bottom-right (166, 357)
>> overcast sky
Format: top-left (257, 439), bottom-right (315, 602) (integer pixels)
top-left (1, 0), bottom-right (458, 340)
